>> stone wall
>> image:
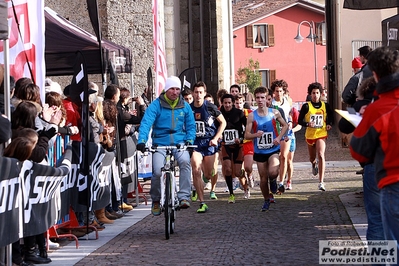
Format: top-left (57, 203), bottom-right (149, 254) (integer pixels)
top-left (45, 0), bottom-right (153, 96)
top-left (44, 1), bottom-right (226, 100)
top-left (178, 0), bottom-right (224, 99)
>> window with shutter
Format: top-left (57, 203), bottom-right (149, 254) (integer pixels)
top-left (246, 25), bottom-right (253, 48)
top-left (270, 70), bottom-right (276, 83)
top-left (267, 24), bottom-right (275, 47)
top-left (247, 24), bottom-right (274, 49)
top-left (259, 69), bottom-right (277, 87)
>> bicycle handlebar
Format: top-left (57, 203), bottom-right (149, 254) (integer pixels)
top-left (146, 144), bottom-right (197, 153)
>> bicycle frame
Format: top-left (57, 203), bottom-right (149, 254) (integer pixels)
top-left (151, 146), bottom-right (179, 240)
top-left (149, 144), bottom-right (196, 240)
top-left (159, 148), bottom-right (176, 202)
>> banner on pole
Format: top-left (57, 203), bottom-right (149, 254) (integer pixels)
top-left (0, 0), bottom-right (45, 99)
top-left (153, 0), bottom-right (167, 97)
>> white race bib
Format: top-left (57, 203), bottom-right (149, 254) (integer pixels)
top-left (310, 114), bottom-right (323, 128)
top-left (223, 129), bottom-right (239, 145)
top-left (257, 132), bottom-right (273, 149)
top-left (195, 121), bottom-right (206, 137)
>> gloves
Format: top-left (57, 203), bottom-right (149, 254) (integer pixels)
top-left (184, 141), bottom-right (193, 146)
top-left (137, 143), bottom-right (146, 153)
top-left (39, 127), bottom-right (57, 140)
top-left (185, 142), bottom-right (194, 157)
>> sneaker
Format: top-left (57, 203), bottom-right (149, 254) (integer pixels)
top-left (228, 194), bottom-right (235, 203)
top-left (119, 202), bottom-right (133, 212)
top-left (151, 201), bottom-right (161, 216)
top-left (204, 182), bottom-right (212, 190)
top-left (202, 174), bottom-right (209, 183)
top-left (318, 182), bottom-right (326, 191)
top-left (48, 239), bottom-right (59, 249)
top-left (269, 193), bottom-right (275, 203)
top-left (110, 210), bottom-right (124, 218)
top-left (191, 190), bottom-right (198, 202)
top-left (210, 191), bottom-right (218, 200)
top-left (286, 181), bottom-right (292, 190)
top-left (197, 203), bottom-right (209, 213)
top-left (244, 189), bottom-right (250, 199)
top-left (248, 175), bottom-right (255, 188)
top-left (261, 200), bottom-right (270, 212)
top-left (224, 186), bottom-right (229, 192)
top-left (277, 183), bottom-right (285, 194)
top-left (180, 199), bottom-right (190, 209)
top-left (270, 178), bottom-right (277, 194)
top-left (312, 162), bottom-right (319, 176)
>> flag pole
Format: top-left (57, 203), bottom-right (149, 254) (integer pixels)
top-left (87, 0), bottom-right (105, 91)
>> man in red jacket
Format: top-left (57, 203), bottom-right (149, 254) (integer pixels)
top-left (350, 46), bottom-right (399, 249)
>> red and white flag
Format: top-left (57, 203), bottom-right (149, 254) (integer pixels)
top-left (153, 0), bottom-right (167, 97)
top-left (0, 0), bottom-right (45, 98)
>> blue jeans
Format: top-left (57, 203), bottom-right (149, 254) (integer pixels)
top-left (381, 182), bottom-right (399, 252)
top-left (363, 164), bottom-right (384, 240)
top-left (150, 148), bottom-right (191, 202)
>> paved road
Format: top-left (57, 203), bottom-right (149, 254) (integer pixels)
top-left (48, 161), bottom-right (366, 266)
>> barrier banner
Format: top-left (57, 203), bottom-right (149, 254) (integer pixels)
top-left (0, 156), bottom-right (22, 247)
top-left (90, 149), bottom-right (112, 210)
top-left (0, 141), bottom-right (116, 246)
top-left (0, 148), bottom-right (71, 246)
top-left (77, 143), bottom-right (112, 211)
top-left (61, 141), bottom-right (112, 215)
top-left (120, 135), bottom-right (136, 187)
top-left (20, 149), bottom-right (71, 237)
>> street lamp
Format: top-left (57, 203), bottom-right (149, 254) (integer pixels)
top-left (294, 20), bottom-right (318, 82)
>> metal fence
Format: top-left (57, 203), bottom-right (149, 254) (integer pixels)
top-left (351, 40), bottom-right (383, 58)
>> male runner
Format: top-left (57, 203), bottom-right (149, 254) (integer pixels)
top-left (191, 82), bottom-right (226, 213)
top-left (245, 86), bottom-right (288, 211)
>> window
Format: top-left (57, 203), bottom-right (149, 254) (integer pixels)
top-left (246, 24), bottom-right (275, 48)
top-left (259, 69), bottom-right (276, 88)
top-left (316, 22), bottom-right (326, 46)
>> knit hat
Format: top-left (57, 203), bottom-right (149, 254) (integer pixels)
top-left (352, 57), bottom-right (363, 69)
top-left (164, 76), bottom-right (181, 92)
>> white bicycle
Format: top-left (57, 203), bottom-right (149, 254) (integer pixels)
top-left (148, 144), bottom-right (195, 239)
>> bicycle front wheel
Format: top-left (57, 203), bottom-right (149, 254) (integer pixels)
top-left (164, 172), bottom-right (171, 240)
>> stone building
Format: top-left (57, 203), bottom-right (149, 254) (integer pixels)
top-left (45, 0), bottom-right (231, 99)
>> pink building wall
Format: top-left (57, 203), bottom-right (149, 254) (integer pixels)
top-left (233, 6), bottom-right (326, 103)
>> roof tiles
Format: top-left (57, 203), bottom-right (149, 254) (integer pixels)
top-left (232, 0), bottom-right (323, 29)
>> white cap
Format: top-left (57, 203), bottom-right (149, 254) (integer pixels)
top-left (89, 94), bottom-right (103, 104)
top-left (45, 78), bottom-right (63, 95)
top-left (164, 76), bottom-right (181, 92)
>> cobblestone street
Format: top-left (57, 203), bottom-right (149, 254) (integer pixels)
top-left (49, 129), bottom-right (365, 265)
top-left (73, 164), bottom-right (362, 266)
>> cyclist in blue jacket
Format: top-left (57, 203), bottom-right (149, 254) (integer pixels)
top-left (137, 76), bottom-right (196, 216)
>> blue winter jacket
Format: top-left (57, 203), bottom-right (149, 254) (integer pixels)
top-left (137, 93), bottom-right (196, 146)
